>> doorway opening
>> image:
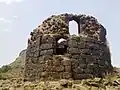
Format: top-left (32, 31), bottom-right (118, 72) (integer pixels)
top-left (56, 38), bottom-right (68, 55)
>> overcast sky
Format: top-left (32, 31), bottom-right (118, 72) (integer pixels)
top-left (0, 0), bottom-right (120, 67)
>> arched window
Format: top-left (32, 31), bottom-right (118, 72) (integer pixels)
top-left (69, 20), bottom-right (79, 36)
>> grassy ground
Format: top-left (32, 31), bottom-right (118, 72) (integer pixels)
top-left (1, 75), bottom-right (120, 90)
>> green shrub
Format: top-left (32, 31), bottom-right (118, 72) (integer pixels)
top-left (0, 65), bottom-right (11, 73)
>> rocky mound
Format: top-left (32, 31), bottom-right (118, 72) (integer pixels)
top-left (0, 49), bottom-right (26, 80)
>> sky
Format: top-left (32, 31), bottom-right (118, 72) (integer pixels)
top-left (0, 0), bottom-right (120, 67)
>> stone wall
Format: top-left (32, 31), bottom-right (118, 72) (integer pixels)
top-left (25, 55), bottom-right (72, 81)
top-left (24, 13), bottom-right (113, 81)
top-left (68, 36), bottom-right (112, 79)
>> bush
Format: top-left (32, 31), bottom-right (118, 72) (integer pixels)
top-left (0, 65), bottom-right (11, 73)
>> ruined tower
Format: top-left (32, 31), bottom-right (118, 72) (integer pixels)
top-left (24, 13), bottom-right (113, 81)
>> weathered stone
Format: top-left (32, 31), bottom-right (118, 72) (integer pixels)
top-left (41, 35), bottom-right (54, 44)
top-left (80, 64), bottom-right (87, 68)
top-left (37, 66), bottom-right (44, 72)
top-left (33, 51), bottom-right (39, 57)
top-left (38, 57), bottom-right (45, 64)
top-left (40, 49), bottom-right (53, 56)
top-left (72, 67), bottom-right (84, 73)
top-left (61, 59), bottom-right (71, 66)
top-left (53, 60), bottom-right (61, 66)
top-left (80, 49), bottom-right (91, 55)
top-left (68, 48), bottom-right (79, 54)
top-left (41, 72), bottom-right (48, 77)
top-left (72, 55), bottom-right (80, 59)
top-left (65, 66), bottom-right (71, 72)
top-left (56, 65), bottom-right (64, 72)
top-left (68, 40), bottom-right (78, 48)
top-left (40, 44), bottom-right (53, 50)
top-left (31, 58), bottom-right (38, 64)
top-left (63, 72), bottom-right (72, 79)
top-left (78, 42), bottom-right (86, 49)
top-left (24, 13), bottom-right (113, 81)
top-left (59, 79), bottom-right (71, 88)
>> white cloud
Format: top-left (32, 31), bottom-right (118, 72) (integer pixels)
top-left (0, 0), bottom-right (23, 4)
top-left (0, 18), bottom-right (12, 23)
top-left (13, 16), bottom-right (18, 18)
top-left (3, 29), bottom-right (9, 32)
top-left (13, 16), bottom-right (19, 20)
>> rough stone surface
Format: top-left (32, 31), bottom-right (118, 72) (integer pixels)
top-left (24, 13), bottom-right (113, 81)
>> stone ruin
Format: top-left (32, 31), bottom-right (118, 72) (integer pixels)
top-left (24, 13), bottom-right (113, 81)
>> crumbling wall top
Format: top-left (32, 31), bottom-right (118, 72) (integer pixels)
top-left (29, 13), bottom-right (106, 44)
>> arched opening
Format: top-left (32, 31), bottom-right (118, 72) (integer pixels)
top-left (69, 20), bottom-right (78, 36)
top-left (56, 38), bottom-right (68, 55)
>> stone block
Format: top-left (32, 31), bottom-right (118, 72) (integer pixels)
top-left (79, 64), bottom-right (87, 68)
top-left (80, 49), bottom-right (91, 55)
top-left (83, 68), bottom-right (91, 74)
top-left (47, 49), bottom-right (54, 55)
top-left (71, 59), bottom-right (79, 66)
top-left (33, 50), bottom-right (39, 57)
top-left (30, 47), bottom-right (36, 53)
top-left (65, 65), bottom-right (71, 72)
top-left (91, 50), bottom-right (100, 56)
top-left (54, 55), bottom-right (63, 61)
top-left (50, 72), bottom-right (61, 79)
top-left (40, 49), bottom-right (53, 56)
top-left (88, 43), bottom-right (99, 50)
top-left (72, 55), bottom-right (80, 59)
top-left (97, 60), bottom-right (105, 66)
top-left (53, 59), bottom-right (61, 66)
top-left (36, 37), bottom-right (41, 45)
top-left (68, 40), bottom-right (78, 48)
top-left (64, 54), bottom-right (72, 58)
top-left (41, 35), bottom-right (54, 44)
top-left (38, 57), bottom-right (45, 64)
top-left (78, 42), bottom-right (86, 49)
top-left (47, 60), bottom-right (53, 66)
top-left (46, 66), bottom-right (53, 72)
top-left (31, 57), bottom-right (38, 64)
top-left (68, 48), bottom-right (79, 54)
top-left (56, 65), bottom-right (64, 72)
top-left (37, 66), bottom-right (44, 72)
top-left (72, 67), bottom-right (83, 74)
top-left (51, 66), bottom-right (57, 72)
top-left (61, 59), bottom-right (71, 66)
top-left (27, 52), bottom-right (34, 57)
top-left (85, 55), bottom-right (95, 63)
top-left (63, 72), bottom-right (72, 79)
top-left (78, 59), bottom-right (86, 64)
top-left (40, 72), bottom-right (48, 77)
top-left (40, 44), bottom-right (53, 50)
